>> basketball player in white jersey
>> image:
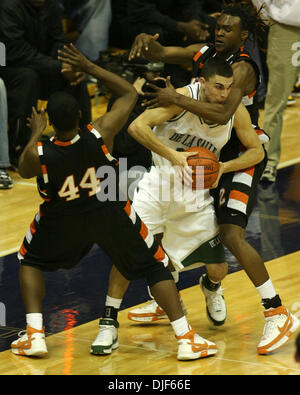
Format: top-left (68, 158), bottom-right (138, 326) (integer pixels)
top-left (93, 56), bottom-right (268, 355)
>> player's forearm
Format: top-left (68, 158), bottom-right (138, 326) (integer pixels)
top-left (85, 63), bottom-right (136, 99)
top-left (172, 93), bottom-right (232, 124)
top-left (128, 121), bottom-right (174, 162)
top-left (223, 146), bottom-right (265, 173)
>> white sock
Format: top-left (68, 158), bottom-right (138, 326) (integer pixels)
top-left (256, 279), bottom-right (277, 300)
top-left (26, 313), bottom-right (43, 330)
top-left (105, 295), bottom-right (122, 310)
top-left (171, 316), bottom-right (190, 337)
top-left (207, 276), bottom-right (220, 285)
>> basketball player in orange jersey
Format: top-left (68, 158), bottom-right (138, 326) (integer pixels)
top-left (10, 44), bottom-right (218, 361)
top-left (96, 56), bottom-right (269, 355)
top-left (104, 1), bottom-right (300, 355)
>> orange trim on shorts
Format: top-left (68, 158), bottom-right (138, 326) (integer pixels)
top-left (139, 221), bottom-right (148, 241)
top-left (229, 190), bottom-right (249, 205)
top-left (154, 246), bottom-right (165, 263)
top-left (240, 53), bottom-right (250, 58)
top-left (41, 164), bottom-right (47, 175)
top-left (29, 221), bottom-right (36, 236)
top-left (248, 90), bottom-right (256, 98)
top-left (19, 243), bottom-right (28, 257)
top-left (124, 199), bottom-right (131, 216)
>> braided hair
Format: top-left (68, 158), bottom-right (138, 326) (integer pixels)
top-left (221, 0), bottom-right (267, 47)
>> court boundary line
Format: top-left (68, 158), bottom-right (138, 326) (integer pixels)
top-left (278, 157), bottom-right (300, 169)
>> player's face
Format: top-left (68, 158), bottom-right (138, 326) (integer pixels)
top-left (201, 75), bottom-right (234, 105)
top-left (26, 0), bottom-right (46, 8)
top-left (215, 14), bottom-right (248, 55)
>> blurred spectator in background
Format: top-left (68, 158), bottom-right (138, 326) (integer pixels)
top-left (59, 0), bottom-right (112, 61)
top-left (110, 0), bottom-right (218, 88)
top-left (0, 0), bottom-right (91, 167)
top-left (252, 0), bottom-right (300, 182)
top-left (201, 0), bottom-right (222, 15)
top-left (0, 79), bottom-right (13, 189)
top-left (110, 0), bottom-right (216, 49)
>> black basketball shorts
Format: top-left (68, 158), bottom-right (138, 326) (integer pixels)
top-left (213, 154), bottom-right (267, 229)
top-left (18, 200), bottom-right (172, 285)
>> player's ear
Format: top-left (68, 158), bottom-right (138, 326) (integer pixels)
top-left (241, 30), bottom-right (248, 43)
top-left (199, 76), bottom-right (206, 87)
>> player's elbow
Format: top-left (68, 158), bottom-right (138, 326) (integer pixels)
top-left (218, 110), bottom-right (233, 125)
top-left (253, 145), bottom-right (265, 165)
top-left (128, 119), bottom-right (143, 139)
top-left (18, 165), bottom-right (34, 179)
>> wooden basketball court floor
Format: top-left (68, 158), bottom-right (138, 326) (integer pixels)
top-left (0, 97), bottom-right (300, 376)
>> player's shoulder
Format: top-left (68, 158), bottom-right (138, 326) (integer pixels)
top-left (81, 123), bottom-right (104, 142)
top-left (176, 86), bottom-right (190, 97)
top-left (232, 60), bottom-right (256, 83)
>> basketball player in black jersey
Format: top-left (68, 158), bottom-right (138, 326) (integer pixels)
top-left (11, 44), bottom-right (217, 361)
top-left (104, 1), bottom-right (300, 355)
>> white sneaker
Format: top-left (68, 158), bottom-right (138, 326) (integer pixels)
top-left (128, 296), bottom-right (187, 323)
top-left (91, 318), bottom-right (119, 355)
top-left (257, 306), bottom-right (300, 355)
top-left (11, 326), bottom-right (48, 357)
top-left (261, 165), bottom-right (277, 183)
top-left (200, 275), bottom-right (226, 326)
top-left (176, 327), bottom-right (217, 360)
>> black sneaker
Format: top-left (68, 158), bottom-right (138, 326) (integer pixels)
top-left (0, 169), bottom-right (13, 189)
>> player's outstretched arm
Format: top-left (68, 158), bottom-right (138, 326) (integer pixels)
top-left (129, 33), bottom-right (201, 65)
top-left (143, 62), bottom-right (253, 125)
top-left (223, 103), bottom-right (265, 173)
top-left (18, 107), bottom-right (46, 178)
top-left (58, 44), bottom-right (138, 152)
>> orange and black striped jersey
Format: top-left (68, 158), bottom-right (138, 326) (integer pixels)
top-left (192, 44), bottom-right (261, 126)
top-left (36, 124), bottom-right (121, 216)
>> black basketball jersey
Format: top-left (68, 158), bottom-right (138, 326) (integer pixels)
top-left (36, 124), bottom-right (121, 216)
top-left (191, 44), bottom-right (269, 162)
top-left (192, 44), bottom-right (260, 125)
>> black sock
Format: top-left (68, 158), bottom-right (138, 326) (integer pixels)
top-left (262, 294), bottom-right (282, 310)
top-left (102, 306), bottom-right (118, 322)
top-left (202, 274), bottom-right (221, 291)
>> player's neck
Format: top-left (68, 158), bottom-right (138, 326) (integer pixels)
top-left (55, 129), bottom-right (79, 142)
top-left (218, 44), bottom-right (241, 58)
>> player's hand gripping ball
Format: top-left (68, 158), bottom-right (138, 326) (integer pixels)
top-left (185, 147), bottom-right (220, 189)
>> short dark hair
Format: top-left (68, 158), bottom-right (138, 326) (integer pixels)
top-left (201, 56), bottom-right (233, 81)
top-left (47, 91), bottom-right (80, 132)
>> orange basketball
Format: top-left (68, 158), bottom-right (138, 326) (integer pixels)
top-left (185, 147), bottom-right (220, 189)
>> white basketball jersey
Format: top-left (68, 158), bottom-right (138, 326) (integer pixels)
top-left (152, 82), bottom-right (234, 170)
